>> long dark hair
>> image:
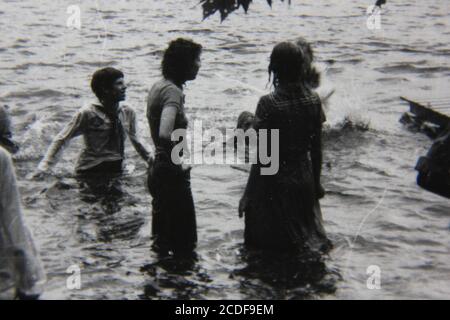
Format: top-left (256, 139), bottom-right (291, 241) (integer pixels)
top-left (268, 42), bottom-right (305, 88)
top-left (162, 38), bottom-right (202, 85)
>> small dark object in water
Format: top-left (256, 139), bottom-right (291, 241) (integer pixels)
top-left (415, 128), bottom-right (450, 199)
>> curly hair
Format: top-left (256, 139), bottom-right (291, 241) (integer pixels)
top-left (90, 67), bottom-right (124, 100)
top-left (162, 38), bottom-right (202, 84)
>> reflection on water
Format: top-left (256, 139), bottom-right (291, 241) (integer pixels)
top-left (140, 253), bottom-right (213, 300)
top-left (233, 249), bottom-right (339, 300)
top-left (140, 248), bottom-right (339, 300)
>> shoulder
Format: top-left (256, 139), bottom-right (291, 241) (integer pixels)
top-left (150, 79), bottom-right (182, 95)
top-left (303, 90), bottom-right (325, 122)
top-left (257, 94), bottom-right (275, 109)
top-left (161, 80), bottom-right (183, 98)
top-left (79, 103), bottom-right (96, 116)
top-left (309, 90), bottom-right (322, 105)
top-left (148, 79), bottom-right (183, 107)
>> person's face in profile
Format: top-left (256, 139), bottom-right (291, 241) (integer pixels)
top-left (187, 56), bottom-right (201, 81)
top-left (107, 77), bottom-right (127, 102)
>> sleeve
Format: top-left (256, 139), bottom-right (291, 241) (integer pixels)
top-left (126, 108), bottom-right (150, 162)
top-left (38, 110), bottom-right (85, 171)
top-left (157, 86), bottom-right (183, 153)
top-left (161, 85), bottom-right (183, 112)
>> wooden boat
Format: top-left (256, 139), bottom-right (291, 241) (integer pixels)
top-left (400, 97), bottom-right (450, 138)
top-left (400, 97), bottom-right (450, 199)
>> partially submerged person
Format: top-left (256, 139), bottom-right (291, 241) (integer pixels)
top-left (147, 38), bottom-right (202, 256)
top-left (0, 105), bottom-right (19, 154)
top-left (295, 37), bottom-right (335, 108)
top-left (236, 111), bottom-right (255, 133)
top-left (0, 146), bottom-right (46, 299)
top-left (36, 67), bottom-right (150, 178)
top-left (239, 42), bottom-right (332, 253)
top-left (233, 111), bottom-right (255, 167)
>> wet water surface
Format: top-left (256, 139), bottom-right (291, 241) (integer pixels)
top-left (0, 0), bottom-right (449, 299)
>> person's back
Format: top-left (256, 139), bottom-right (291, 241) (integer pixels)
top-left (239, 42), bottom-right (330, 253)
top-left (255, 84), bottom-right (322, 163)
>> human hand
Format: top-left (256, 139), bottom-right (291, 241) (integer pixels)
top-left (238, 195), bottom-right (249, 218)
top-left (30, 169), bottom-right (48, 181)
top-left (181, 163), bottom-right (192, 173)
top-left (30, 162), bottom-right (49, 180)
top-left (316, 184), bottom-right (325, 199)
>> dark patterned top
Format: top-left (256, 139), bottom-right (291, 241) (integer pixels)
top-left (254, 84), bottom-right (325, 163)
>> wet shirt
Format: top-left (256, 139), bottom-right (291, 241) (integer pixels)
top-left (146, 79), bottom-right (188, 152)
top-left (38, 101), bottom-right (150, 173)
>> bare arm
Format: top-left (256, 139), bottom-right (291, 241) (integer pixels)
top-left (159, 106), bottom-right (178, 145)
top-left (158, 85), bottom-right (183, 154)
top-left (128, 110), bottom-right (151, 163)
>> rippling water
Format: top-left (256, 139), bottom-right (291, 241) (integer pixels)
top-left (0, 0), bottom-right (449, 299)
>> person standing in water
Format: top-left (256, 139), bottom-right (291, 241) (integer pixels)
top-left (239, 42), bottom-right (331, 253)
top-left (1, 136), bottom-right (45, 298)
top-left (36, 67), bottom-right (150, 178)
top-left (147, 38), bottom-right (202, 256)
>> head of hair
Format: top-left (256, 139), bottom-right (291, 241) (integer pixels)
top-left (294, 37), bottom-right (321, 89)
top-left (268, 42), bottom-right (305, 87)
top-left (90, 67), bottom-right (124, 100)
top-left (236, 111), bottom-right (254, 131)
top-left (162, 38), bottom-right (202, 84)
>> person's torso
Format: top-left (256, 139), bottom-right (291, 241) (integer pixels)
top-left (263, 86), bottom-right (321, 161)
top-left (77, 103), bottom-right (132, 169)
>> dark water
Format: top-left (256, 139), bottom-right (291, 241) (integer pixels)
top-left (0, 0), bottom-right (449, 299)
